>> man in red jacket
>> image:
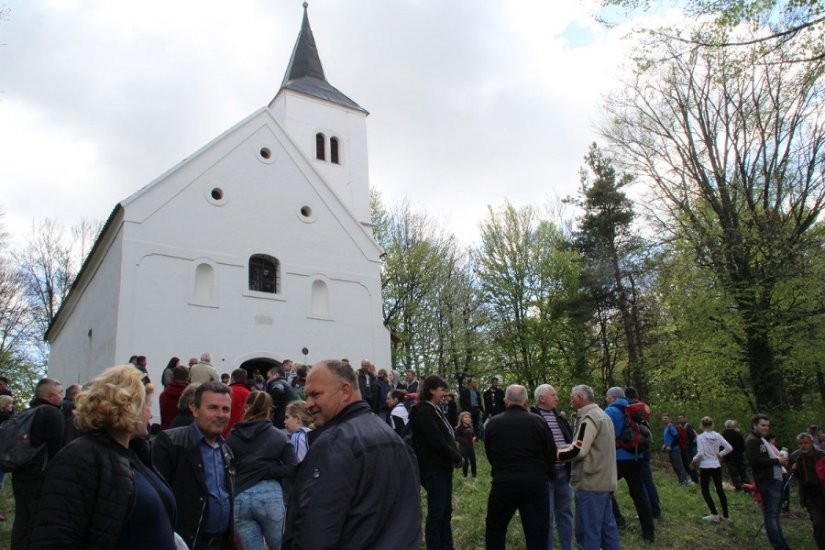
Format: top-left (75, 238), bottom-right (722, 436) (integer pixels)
top-left (159, 366), bottom-right (190, 429)
top-left (224, 368), bottom-right (251, 437)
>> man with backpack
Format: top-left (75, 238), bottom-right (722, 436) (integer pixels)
top-left (625, 386), bottom-right (661, 520)
top-left (604, 387), bottom-right (655, 544)
top-left (8, 378), bottom-right (65, 549)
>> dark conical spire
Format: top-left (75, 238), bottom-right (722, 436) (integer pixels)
top-left (281, 3), bottom-right (326, 87)
top-left (275, 3), bottom-right (366, 114)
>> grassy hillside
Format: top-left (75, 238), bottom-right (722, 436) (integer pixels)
top-left (0, 449), bottom-right (815, 549)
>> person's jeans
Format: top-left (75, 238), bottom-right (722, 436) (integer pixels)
top-left (640, 458), bottom-right (661, 517)
top-left (668, 446), bottom-right (688, 483)
top-left (548, 468), bottom-right (573, 550)
top-left (421, 468), bottom-right (454, 550)
top-left (574, 490), bottom-right (620, 550)
top-left (682, 447), bottom-right (698, 482)
top-left (758, 479), bottom-right (789, 550)
top-left (233, 479), bottom-right (285, 550)
top-left (485, 479), bottom-right (549, 550)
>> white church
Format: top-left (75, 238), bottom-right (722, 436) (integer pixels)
top-left (45, 6), bottom-right (391, 388)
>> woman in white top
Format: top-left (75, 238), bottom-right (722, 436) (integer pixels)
top-left (691, 416), bottom-right (734, 522)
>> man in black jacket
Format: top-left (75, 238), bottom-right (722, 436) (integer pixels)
top-left (266, 365), bottom-right (298, 429)
top-left (284, 360), bottom-right (421, 549)
top-left (746, 413), bottom-right (790, 550)
top-left (153, 382), bottom-right (235, 550)
top-left (722, 419), bottom-right (750, 490)
top-left (11, 378), bottom-right (64, 550)
top-left (459, 377), bottom-right (484, 435)
top-left (790, 432), bottom-right (825, 549)
top-left (485, 384), bottom-right (555, 550)
top-left (403, 370), bottom-right (419, 394)
top-left (483, 377), bottom-right (506, 420)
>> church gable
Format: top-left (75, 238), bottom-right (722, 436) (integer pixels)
top-left (120, 109), bottom-right (381, 267)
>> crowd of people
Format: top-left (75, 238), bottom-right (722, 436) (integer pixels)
top-left (0, 359), bottom-right (824, 550)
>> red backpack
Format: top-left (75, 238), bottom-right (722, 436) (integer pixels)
top-left (676, 425), bottom-right (689, 449)
top-left (816, 457), bottom-right (825, 485)
top-left (615, 402), bottom-right (652, 453)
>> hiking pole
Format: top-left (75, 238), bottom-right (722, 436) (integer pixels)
top-left (748, 471), bottom-right (795, 545)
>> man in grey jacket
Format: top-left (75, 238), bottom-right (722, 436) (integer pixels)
top-left (283, 360), bottom-right (421, 549)
top-left (558, 385), bottom-right (620, 550)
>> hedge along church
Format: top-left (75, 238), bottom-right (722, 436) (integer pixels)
top-left (45, 5), bottom-right (391, 392)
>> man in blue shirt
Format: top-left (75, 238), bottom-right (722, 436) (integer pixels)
top-left (662, 414), bottom-right (689, 484)
top-left (154, 382), bottom-right (234, 549)
top-left (604, 387), bottom-right (655, 544)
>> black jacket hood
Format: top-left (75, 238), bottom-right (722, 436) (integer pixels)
top-left (231, 419), bottom-right (274, 441)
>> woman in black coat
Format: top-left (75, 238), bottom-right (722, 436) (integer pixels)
top-left (412, 375), bottom-right (464, 550)
top-left (30, 365), bottom-right (177, 549)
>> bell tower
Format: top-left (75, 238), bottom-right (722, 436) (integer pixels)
top-left (268, 3), bottom-right (371, 226)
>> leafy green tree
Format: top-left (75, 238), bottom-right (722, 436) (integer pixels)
top-left (0, 210), bottom-right (44, 403)
top-left (603, 36), bottom-right (825, 409)
top-left (432, 255), bottom-right (490, 386)
top-left (373, 195), bottom-right (486, 381)
top-left (569, 143), bottom-right (649, 395)
top-left (474, 203), bottom-right (578, 389)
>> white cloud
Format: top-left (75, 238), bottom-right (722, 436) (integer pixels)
top-left (0, 0), bottom-right (684, 251)
top-left (0, 99), bottom-right (105, 246)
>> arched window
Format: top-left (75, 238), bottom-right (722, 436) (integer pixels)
top-left (311, 279), bottom-right (330, 315)
top-left (194, 263), bottom-right (215, 300)
top-left (249, 255), bottom-right (280, 294)
top-left (315, 133), bottom-right (326, 161)
top-left (330, 137), bottom-right (340, 164)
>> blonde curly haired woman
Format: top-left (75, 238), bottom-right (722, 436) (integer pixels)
top-left (30, 365), bottom-right (177, 549)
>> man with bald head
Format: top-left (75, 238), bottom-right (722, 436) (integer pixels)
top-left (11, 378), bottom-right (65, 549)
top-left (484, 384), bottom-right (556, 550)
top-left (283, 360), bottom-right (421, 549)
top-left (532, 384), bottom-right (574, 550)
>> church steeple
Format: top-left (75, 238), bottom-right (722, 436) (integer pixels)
top-left (276, 3), bottom-right (366, 113)
top-left (281, 2), bottom-right (326, 86)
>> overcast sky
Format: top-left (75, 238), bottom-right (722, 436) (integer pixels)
top-left (0, 0), bottom-right (664, 249)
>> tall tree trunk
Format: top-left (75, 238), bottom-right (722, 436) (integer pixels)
top-left (611, 248), bottom-right (643, 392)
top-left (742, 307), bottom-right (784, 410)
top-left (815, 363), bottom-right (825, 407)
top-left (628, 273), bottom-right (648, 397)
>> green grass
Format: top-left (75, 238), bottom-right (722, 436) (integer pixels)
top-left (0, 450), bottom-right (815, 549)
top-left (0, 477), bottom-right (10, 549)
